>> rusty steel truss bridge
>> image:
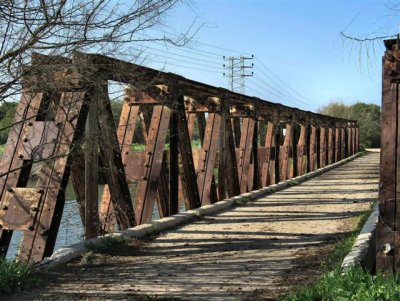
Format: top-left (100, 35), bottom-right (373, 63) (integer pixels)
top-left (0, 52), bottom-right (359, 263)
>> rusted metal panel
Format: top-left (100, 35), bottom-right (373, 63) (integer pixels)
top-left (376, 45), bottom-right (397, 271)
top-left (0, 188), bottom-right (43, 230)
top-left (237, 118), bottom-right (256, 193)
top-left (0, 93), bottom-right (43, 257)
top-left (296, 125), bottom-right (306, 176)
top-left (99, 103), bottom-right (140, 233)
top-left (19, 91), bottom-right (87, 262)
top-left (309, 125), bottom-right (316, 171)
top-left (261, 122), bottom-right (275, 186)
top-left (328, 128), bottom-right (334, 165)
top-left (340, 128), bottom-right (346, 160)
top-left (196, 113), bottom-right (221, 205)
top-left (334, 128), bottom-right (340, 163)
top-left (175, 97), bottom-right (201, 209)
top-left (279, 124), bottom-right (292, 182)
top-left (135, 105), bottom-right (171, 224)
top-left (319, 127), bottom-right (327, 168)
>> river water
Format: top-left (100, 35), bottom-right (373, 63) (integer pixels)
top-left (6, 182), bottom-right (161, 260)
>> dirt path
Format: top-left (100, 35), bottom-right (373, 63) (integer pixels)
top-left (9, 151), bottom-right (380, 301)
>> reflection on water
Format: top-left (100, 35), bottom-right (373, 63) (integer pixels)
top-left (6, 181), bottom-right (162, 260)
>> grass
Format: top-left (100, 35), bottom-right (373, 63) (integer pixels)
top-left (0, 259), bottom-right (39, 294)
top-left (0, 144), bottom-right (4, 158)
top-left (280, 205), bottom-right (379, 301)
top-left (130, 139), bottom-right (202, 153)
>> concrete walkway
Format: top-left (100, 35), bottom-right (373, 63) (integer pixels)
top-left (11, 151), bottom-right (380, 301)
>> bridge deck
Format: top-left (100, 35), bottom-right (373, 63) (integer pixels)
top-left (11, 152), bottom-right (380, 301)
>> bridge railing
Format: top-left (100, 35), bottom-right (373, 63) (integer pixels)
top-left (0, 52), bottom-right (358, 262)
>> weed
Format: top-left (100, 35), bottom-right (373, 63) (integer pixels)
top-left (288, 179), bottom-right (300, 186)
top-left (279, 205), bottom-right (377, 300)
top-left (80, 250), bottom-right (96, 264)
top-left (235, 196), bottom-right (251, 206)
top-left (85, 235), bottom-right (128, 255)
top-left (0, 259), bottom-right (39, 294)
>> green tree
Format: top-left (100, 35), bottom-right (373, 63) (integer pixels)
top-left (318, 101), bottom-right (380, 148)
top-left (0, 102), bottom-right (18, 144)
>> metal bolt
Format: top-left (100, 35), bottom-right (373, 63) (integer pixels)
top-left (28, 122), bottom-right (33, 126)
top-left (2, 206), bottom-right (8, 210)
top-left (23, 138), bottom-right (29, 142)
top-left (389, 69), bottom-right (397, 77)
top-left (18, 154), bottom-right (24, 159)
top-left (7, 188), bottom-right (13, 193)
top-left (37, 189), bottom-right (44, 194)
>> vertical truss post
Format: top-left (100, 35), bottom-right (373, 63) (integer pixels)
top-left (135, 105), bottom-right (171, 224)
top-left (96, 86), bottom-right (135, 229)
top-left (273, 124), bottom-right (281, 184)
top-left (19, 92), bottom-right (87, 262)
top-left (327, 127), bottom-right (334, 165)
top-left (221, 99), bottom-right (240, 197)
top-left (319, 126), bottom-right (327, 168)
top-left (98, 100), bottom-right (140, 233)
top-left (175, 95), bottom-right (201, 209)
top-left (169, 106), bottom-right (179, 216)
top-left (280, 123), bottom-right (292, 182)
top-left (84, 89), bottom-right (99, 239)
top-left (297, 124), bottom-right (307, 176)
top-left (261, 122), bottom-right (275, 186)
top-left (237, 117), bottom-right (256, 193)
top-left (196, 112), bottom-right (221, 205)
top-left (376, 39), bottom-right (400, 272)
top-left (346, 127), bottom-right (351, 158)
top-left (334, 128), bottom-right (340, 163)
top-left (0, 93), bottom-right (43, 257)
top-left (340, 128), bottom-right (346, 160)
top-left (308, 125), bottom-right (316, 172)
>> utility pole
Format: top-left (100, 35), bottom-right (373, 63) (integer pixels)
top-left (223, 55), bottom-right (254, 94)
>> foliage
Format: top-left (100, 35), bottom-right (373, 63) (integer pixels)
top-left (0, 101), bottom-right (18, 144)
top-left (0, 259), bottom-right (39, 294)
top-left (318, 101), bottom-right (380, 148)
top-left (281, 266), bottom-right (400, 301)
top-left (0, 0), bottom-right (186, 102)
top-left (85, 235), bottom-right (128, 254)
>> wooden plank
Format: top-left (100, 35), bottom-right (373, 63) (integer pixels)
top-left (135, 105), bottom-right (171, 224)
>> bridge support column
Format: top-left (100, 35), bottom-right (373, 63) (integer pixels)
top-left (376, 37), bottom-right (400, 272)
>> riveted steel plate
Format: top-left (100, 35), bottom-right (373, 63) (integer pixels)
top-left (0, 188), bottom-right (42, 230)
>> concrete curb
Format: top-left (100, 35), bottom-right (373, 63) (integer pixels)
top-left (341, 204), bottom-right (378, 273)
top-left (36, 151), bottom-right (365, 270)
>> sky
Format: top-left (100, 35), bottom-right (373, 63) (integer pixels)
top-left (134, 0), bottom-right (400, 112)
